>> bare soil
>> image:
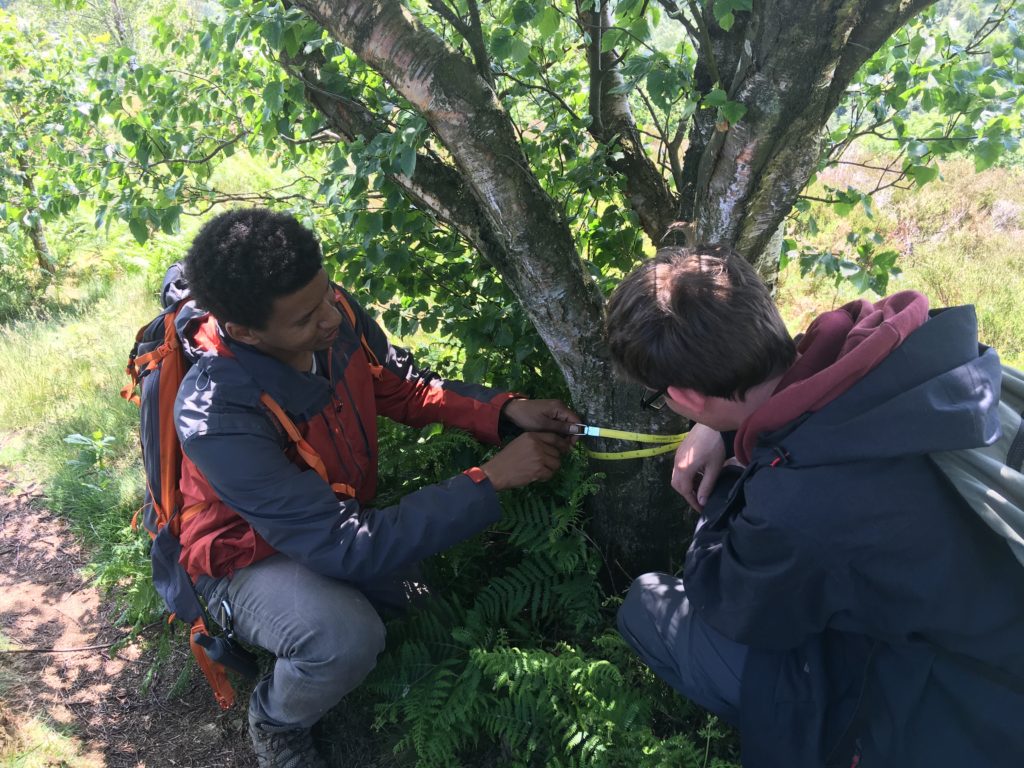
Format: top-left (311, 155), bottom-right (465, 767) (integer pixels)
top-left (0, 472), bottom-right (257, 768)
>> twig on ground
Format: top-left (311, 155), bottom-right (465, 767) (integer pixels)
top-left (1, 641), bottom-right (124, 654)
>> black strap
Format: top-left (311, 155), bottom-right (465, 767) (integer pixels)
top-left (1006, 411), bottom-right (1024, 472)
top-left (931, 643), bottom-right (1024, 695)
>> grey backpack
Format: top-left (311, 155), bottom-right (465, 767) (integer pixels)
top-left (932, 363), bottom-right (1024, 566)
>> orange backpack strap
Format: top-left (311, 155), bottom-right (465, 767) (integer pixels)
top-left (123, 308), bottom-right (186, 534)
top-left (333, 288), bottom-right (383, 378)
top-left (189, 617), bottom-right (236, 710)
top-left (259, 393), bottom-right (357, 499)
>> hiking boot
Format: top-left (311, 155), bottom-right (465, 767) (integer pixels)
top-left (248, 713), bottom-right (327, 768)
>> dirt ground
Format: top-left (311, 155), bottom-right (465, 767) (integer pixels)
top-left (0, 472), bottom-right (258, 768)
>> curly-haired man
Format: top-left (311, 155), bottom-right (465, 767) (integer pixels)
top-left (173, 208), bottom-right (577, 767)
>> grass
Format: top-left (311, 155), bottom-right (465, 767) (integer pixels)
top-left (778, 156), bottom-right (1024, 368)
top-left (0, 716), bottom-right (102, 768)
top-left (0, 633), bottom-right (104, 768)
top-left (0, 151), bottom-right (1020, 768)
top-left (0, 268), bottom-right (162, 620)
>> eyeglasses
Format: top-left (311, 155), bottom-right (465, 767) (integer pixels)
top-left (640, 387), bottom-right (668, 411)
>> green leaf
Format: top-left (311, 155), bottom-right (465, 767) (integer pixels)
top-left (262, 18), bottom-right (283, 50)
top-left (872, 249), bottom-right (900, 272)
top-left (128, 217), bottom-right (148, 245)
top-left (973, 138), bottom-right (1001, 172)
top-left (906, 163), bottom-right (939, 186)
top-left (263, 81), bottom-right (284, 112)
top-left (838, 259), bottom-right (860, 277)
top-left (511, 1), bottom-right (537, 26)
top-left (600, 28), bottom-right (623, 53)
top-left (846, 272), bottom-right (870, 293)
top-left (397, 145), bottom-right (417, 178)
top-left (160, 205), bottom-right (182, 235)
top-left (713, 0), bottom-right (751, 30)
top-left (509, 38), bottom-right (531, 65)
top-left (720, 100), bottom-right (747, 125)
top-left (628, 17), bottom-right (651, 43)
top-left (645, 69), bottom-right (671, 110)
top-left (535, 6), bottom-right (560, 38)
top-left (120, 122), bottom-right (140, 143)
top-left (703, 88), bottom-right (728, 108)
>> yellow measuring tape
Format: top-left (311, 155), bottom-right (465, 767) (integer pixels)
top-left (573, 424), bottom-right (688, 461)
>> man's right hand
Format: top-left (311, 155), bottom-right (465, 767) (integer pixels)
top-left (672, 423), bottom-right (727, 511)
top-left (481, 432), bottom-right (572, 491)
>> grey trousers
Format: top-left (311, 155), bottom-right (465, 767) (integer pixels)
top-left (198, 555), bottom-right (387, 730)
top-left (617, 571), bottom-right (748, 725)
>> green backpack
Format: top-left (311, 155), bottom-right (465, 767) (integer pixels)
top-left (931, 362), bottom-right (1024, 567)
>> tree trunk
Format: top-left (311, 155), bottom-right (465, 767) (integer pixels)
top-left (108, 0), bottom-right (134, 47)
top-left (294, 0), bottom-right (691, 577)
top-left (17, 154), bottom-right (56, 281)
top-left (690, 0), bottom-right (936, 261)
top-left (288, 0), bottom-right (939, 578)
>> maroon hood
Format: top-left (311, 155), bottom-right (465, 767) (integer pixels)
top-left (734, 291), bottom-right (930, 464)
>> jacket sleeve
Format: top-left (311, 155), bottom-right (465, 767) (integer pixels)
top-left (179, 423), bottom-right (501, 583)
top-left (683, 468), bottom-right (852, 650)
top-left (339, 287), bottom-right (515, 444)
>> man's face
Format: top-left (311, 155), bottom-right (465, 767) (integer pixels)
top-left (230, 269), bottom-right (342, 368)
top-left (664, 387), bottom-right (745, 432)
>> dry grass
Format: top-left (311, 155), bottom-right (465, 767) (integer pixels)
top-left (779, 156), bottom-right (1024, 368)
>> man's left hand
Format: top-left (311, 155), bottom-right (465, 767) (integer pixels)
top-left (503, 398), bottom-right (581, 436)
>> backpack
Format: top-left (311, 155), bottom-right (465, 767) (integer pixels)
top-left (931, 361), bottom-right (1024, 567)
top-left (122, 264), bottom-right (380, 708)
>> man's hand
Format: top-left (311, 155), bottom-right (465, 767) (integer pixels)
top-left (481, 432), bottom-right (573, 491)
top-left (502, 398), bottom-right (581, 435)
top-left (672, 423), bottom-right (728, 512)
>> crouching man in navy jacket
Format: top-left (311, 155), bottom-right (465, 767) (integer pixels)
top-left (174, 208), bottom-right (578, 767)
top-left (606, 245), bottom-right (1024, 767)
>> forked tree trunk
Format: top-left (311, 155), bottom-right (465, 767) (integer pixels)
top-left (688, 0), bottom-right (936, 260)
top-left (17, 154), bottom-right (57, 282)
top-left (289, 0), bottom-right (937, 578)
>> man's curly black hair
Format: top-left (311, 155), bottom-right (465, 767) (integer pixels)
top-left (184, 208), bottom-right (324, 329)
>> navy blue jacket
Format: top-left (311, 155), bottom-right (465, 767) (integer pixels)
top-left (685, 306), bottom-right (1024, 766)
top-left (173, 286), bottom-right (513, 585)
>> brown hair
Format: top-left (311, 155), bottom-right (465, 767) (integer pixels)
top-left (606, 245), bottom-right (795, 399)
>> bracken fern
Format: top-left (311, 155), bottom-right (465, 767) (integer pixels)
top-left (361, 422), bottom-right (739, 768)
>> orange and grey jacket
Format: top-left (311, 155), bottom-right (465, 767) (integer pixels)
top-left (173, 285), bottom-right (514, 584)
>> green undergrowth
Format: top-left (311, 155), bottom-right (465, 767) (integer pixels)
top-left (780, 157), bottom-right (1024, 368)
top-left (2, 155), bottom-right (1019, 766)
top-left (0, 270), bottom-right (164, 626)
top-left (334, 427), bottom-right (739, 768)
top-left (0, 259), bottom-right (738, 766)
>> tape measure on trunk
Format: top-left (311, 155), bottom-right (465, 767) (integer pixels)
top-left (572, 424), bottom-right (688, 460)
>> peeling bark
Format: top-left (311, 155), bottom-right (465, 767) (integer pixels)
top-left (692, 0), bottom-right (938, 261)
top-left (580, 2), bottom-right (678, 244)
top-left (293, 0), bottom-right (690, 575)
top-left (284, 0), bottom-right (940, 576)
top-left (678, 8), bottom-right (751, 222)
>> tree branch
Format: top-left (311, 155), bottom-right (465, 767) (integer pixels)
top-left (427, 0), bottom-right (494, 87)
top-left (654, 0), bottom-right (701, 48)
top-left (578, 0), bottom-right (678, 244)
top-left (685, 0), bottom-right (720, 85)
top-left (292, 0), bottom-right (607, 399)
top-left (495, 66), bottom-right (582, 123)
top-left (965, 1), bottom-right (1014, 55)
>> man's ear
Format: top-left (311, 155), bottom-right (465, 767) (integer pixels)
top-left (223, 320), bottom-right (262, 346)
top-left (666, 386), bottom-right (705, 415)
